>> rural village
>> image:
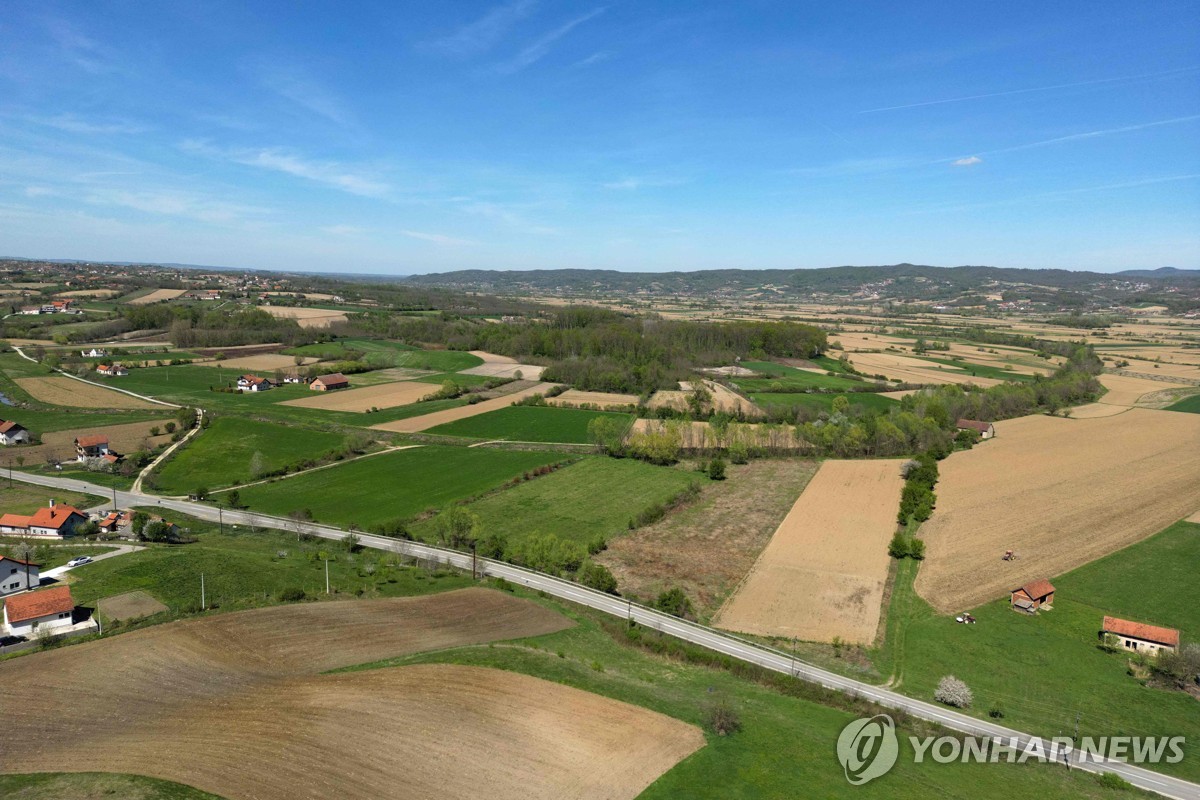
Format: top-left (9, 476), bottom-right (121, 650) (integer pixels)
top-left (0, 257), bottom-right (1196, 800)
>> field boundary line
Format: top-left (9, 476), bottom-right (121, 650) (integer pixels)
top-left (132, 410), bottom-right (204, 494)
top-left (12, 345), bottom-right (180, 409)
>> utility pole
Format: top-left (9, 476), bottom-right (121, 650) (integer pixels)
top-left (200, 573), bottom-right (206, 610)
top-left (470, 540), bottom-right (477, 580)
top-left (325, 559), bottom-right (330, 594)
top-left (111, 486), bottom-right (117, 510)
top-left (218, 506), bottom-right (224, 536)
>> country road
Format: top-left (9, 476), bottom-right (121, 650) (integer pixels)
top-left (7, 468), bottom-right (1199, 800)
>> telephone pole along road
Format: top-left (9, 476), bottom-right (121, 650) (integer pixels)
top-left (9, 469), bottom-right (1198, 800)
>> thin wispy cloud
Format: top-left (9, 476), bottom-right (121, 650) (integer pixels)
top-left (255, 63), bottom-right (354, 126)
top-left (180, 140), bottom-right (389, 197)
top-left (401, 229), bottom-right (474, 246)
top-left (425, 0), bottom-right (537, 57)
top-left (574, 51), bottom-right (611, 68)
top-left (952, 156), bottom-right (982, 167)
top-left (978, 114), bottom-right (1200, 157)
top-left (84, 187), bottom-right (272, 225)
top-left (602, 176), bottom-right (685, 190)
top-left (861, 65), bottom-right (1200, 114)
top-left (43, 16), bottom-right (115, 74)
top-left (27, 114), bottom-right (147, 135)
top-left (496, 7), bottom-right (606, 74)
top-left (321, 224), bottom-right (367, 236)
top-left (907, 173), bottom-right (1200, 216)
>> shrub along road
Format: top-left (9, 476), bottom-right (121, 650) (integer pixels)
top-left (7, 469), bottom-right (1198, 800)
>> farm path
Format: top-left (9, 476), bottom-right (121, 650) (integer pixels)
top-left (2, 469), bottom-right (1197, 800)
top-left (132, 409), bottom-right (204, 494)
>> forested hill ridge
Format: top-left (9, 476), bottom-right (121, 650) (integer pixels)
top-left (403, 264), bottom-right (1200, 307)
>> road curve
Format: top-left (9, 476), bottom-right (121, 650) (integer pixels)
top-left (7, 469), bottom-right (1198, 800)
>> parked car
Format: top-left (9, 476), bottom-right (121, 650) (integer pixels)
top-left (66, 556), bottom-right (93, 567)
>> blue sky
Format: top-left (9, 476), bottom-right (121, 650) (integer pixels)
top-left (1, 2), bottom-right (1197, 274)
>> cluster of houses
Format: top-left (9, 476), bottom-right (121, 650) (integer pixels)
top-left (95, 363), bottom-right (129, 377)
top-left (0, 500), bottom-right (88, 539)
top-left (235, 372), bottom-right (349, 393)
top-left (18, 299), bottom-right (80, 316)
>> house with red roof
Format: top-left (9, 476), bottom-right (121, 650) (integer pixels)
top-left (0, 420), bottom-right (30, 446)
top-left (1102, 616), bottom-right (1180, 656)
top-left (1011, 579), bottom-right (1055, 613)
top-left (0, 500), bottom-right (87, 539)
top-left (3, 585), bottom-right (75, 637)
top-left (236, 374), bottom-right (274, 392)
top-left (75, 435), bottom-right (111, 461)
top-left (310, 372), bottom-right (349, 391)
top-left (0, 555), bottom-right (39, 596)
top-left (96, 363), bottom-right (128, 377)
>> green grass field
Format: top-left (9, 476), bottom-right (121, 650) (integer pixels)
top-left (0, 482), bottom-right (104, 513)
top-left (411, 457), bottom-right (698, 548)
top-left (1165, 393), bottom-right (1200, 414)
top-left (344, 588), bottom-right (1142, 800)
top-left (153, 417), bottom-right (349, 494)
top-left (237, 445), bottom-right (565, 528)
top-left (735, 360), bottom-right (867, 391)
top-left (915, 356), bottom-right (1037, 383)
top-left (749, 391), bottom-right (899, 413)
top-left (63, 510), bottom-right (472, 617)
top-left (881, 520), bottom-right (1200, 782)
top-left (284, 340), bottom-right (481, 373)
top-left (0, 540), bottom-right (117, 569)
top-left (0, 407), bottom-right (166, 432)
top-left (425, 405), bottom-right (633, 443)
top-left (0, 773), bottom-right (223, 799)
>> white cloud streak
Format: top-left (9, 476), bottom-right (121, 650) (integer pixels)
top-left (401, 229), bottom-right (474, 246)
top-left (496, 7), bottom-right (606, 74)
top-left (978, 114), bottom-right (1200, 157)
top-left (952, 156), bottom-right (982, 167)
top-left (425, 0), bottom-right (537, 57)
top-left (180, 140), bottom-right (390, 197)
top-left (26, 114), bottom-right (147, 135)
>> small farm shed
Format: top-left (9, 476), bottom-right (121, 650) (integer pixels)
top-left (1011, 579), bottom-right (1055, 613)
top-left (1101, 616), bottom-right (1180, 655)
top-left (310, 373), bottom-right (349, 391)
top-left (3, 585), bottom-right (75, 637)
top-left (956, 419), bottom-right (995, 439)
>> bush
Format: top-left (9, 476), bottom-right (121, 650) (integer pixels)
top-left (578, 561), bottom-right (619, 594)
top-left (1095, 773), bottom-right (1133, 791)
top-left (704, 699), bottom-right (743, 736)
top-left (934, 675), bottom-right (973, 708)
top-left (278, 587), bottom-right (306, 602)
top-left (653, 587), bottom-right (694, 619)
top-left (707, 457), bottom-right (726, 480)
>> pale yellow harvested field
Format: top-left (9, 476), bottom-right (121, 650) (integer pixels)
top-left (1187, 510), bottom-right (1200, 524)
top-left (833, 332), bottom-right (910, 351)
top-left (0, 590), bottom-right (702, 800)
top-left (713, 460), bottom-right (905, 644)
top-left (647, 389), bottom-right (691, 410)
top-left (847, 352), bottom-right (1005, 387)
top-left (915, 409), bottom-right (1200, 613)
top-left (282, 380), bottom-right (436, 412)
top-left (261, 306), bottom-right (348, 328)
top-left (8, 420), bottom-right (174, 465)
top-left (198, 354), bottom-right (318, 371)
top-left (704, 380), bottom-right (762, 416)
top-left (880, 389), bottom-right (919, 399)
top-left (128, 288), bottom-right (187, 305)
top-left (469, 350), bottom-right (518, 364)
top-left (1118, 360), bottom-right (1200, 380)
top-left (461, 362), bottom-right (546, 380)
top-left (1094, 373), bottom-right (1192, 407)
top-left (15, 376), bottom-right (159, 409)
top-left (549, 389), bottom-right (639, 409)
top-left (57, 288), bottom-right (120, 298)
top-left (371, 382), bottom-right (559, 432)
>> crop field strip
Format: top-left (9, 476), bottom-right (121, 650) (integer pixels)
top-left (915, 408), bottom-right (1200, 613)
top-left (15, 376), bottom-right (161, 409)
top-left (279, 379), bottom-right (437, 412)
top-left (370, 381), bottom-right (559, 432)
top-left (713, 459), bottom-right (905, 644)
top-left (0, 590), bottom-right (703, 800)
top-left (424, 405), bottom-right (633, 444)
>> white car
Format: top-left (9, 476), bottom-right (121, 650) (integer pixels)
top-left (66, 556), bottom-right (93, 567)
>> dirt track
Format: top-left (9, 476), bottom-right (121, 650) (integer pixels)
top-left (915, 409), bottom-right (1200, 612)
top-left (0, 589), bottom-right (700, 800)
top-left (712, 459), bottom-right (904, 644)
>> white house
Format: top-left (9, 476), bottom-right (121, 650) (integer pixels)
top-left (0, 420), bottom-right (30, 446)
top-left (1102, 616), bottom-right (1181, 656)
top-left (237, 374), bottom-right (274, 392)
top-left (0, 555), bottom-right (39, 596)
top-left (75, 435), bottom-right (111, 460)
top-left (81, 348), bottom-right (108, 358)
top-left (95, 364), bottom-right (128, 377)
top-left (3, 585), bottom-right (75, 637)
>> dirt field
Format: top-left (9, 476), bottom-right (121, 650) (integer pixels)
top-left (599, 459), bottom-right (818, 617)
top-left (261, 306), bottom-right (348, 328)
top-left (0, 590), bottom-right (703, 800)
top-left (97, 590), bottom-right (169, 621)
top-left (549, 389), bottom-right (640, 409)
top-left (1188, 510), bottom-right (1200, 524)
top-left (198, 354), bottom-right (317, 371)
top-left (469, 350), bottom-right (518, 364)
top-left (371, 382), bottom-right (559, 433)
top-left (915, 409), bottom-right (1200, 613)
top-left (646, 390), bottom-right (691, 411)
top-left (56, 289), bottom-right (121, 298)
top-left (712, 459), bottom-right (905, 644)
top-left (845, 351), bottom-right (1005, 387)
top-left (9, 420), bottom-right (174, 465)
top-left (281, 380), bottom-right (436, 412)
top-left (14, 377), bottom-right (161, 409)
top-left (127, 288), bottom-right (187, 305)
top-left (703, 380), bottom-right (761, 416)
top-left (461, 362), bottom-right (546, 380)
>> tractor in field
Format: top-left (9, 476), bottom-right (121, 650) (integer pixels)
top-left (1002, 550), bottom-right (1018, 561)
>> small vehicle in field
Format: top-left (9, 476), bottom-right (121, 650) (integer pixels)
top-left (66, 556), bottom-right (93, 567)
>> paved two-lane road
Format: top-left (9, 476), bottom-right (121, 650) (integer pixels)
top-left (8, 469), bottom-right (1199, 800)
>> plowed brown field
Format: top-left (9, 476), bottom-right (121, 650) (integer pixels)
top-left (712, 459), bottom-right (905, 644)
top-left (0, 589), bottom-right (699, 800)
top-left (15, 377), bottom-right (160, 409)
top-left (370, 382), bottom-right (558, 432)
top-left (915, 409), bottom-right (1200, 612)
top-left (9, 419), bottom-right (173, 465)
top-left (281, 380), bottom-right (436, 412)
